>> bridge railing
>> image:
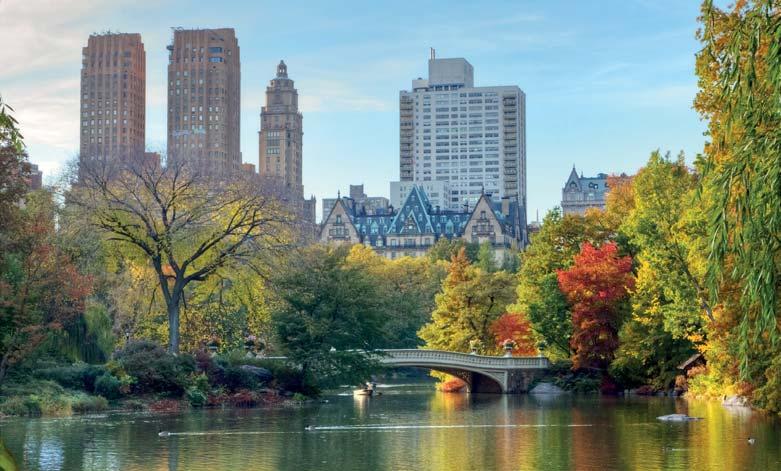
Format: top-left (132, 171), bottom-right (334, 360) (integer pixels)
top-left (378, 349), bottom-right (550, 369)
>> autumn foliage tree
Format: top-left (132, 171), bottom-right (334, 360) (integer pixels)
top-left (558, 242), bottom-right (634, 370)
top-left (0, 193), bottom-right (92, 387)
top-left (419, 248), bottom-right (516, 355)
top-left (490, 313), bottom-right (537, 356)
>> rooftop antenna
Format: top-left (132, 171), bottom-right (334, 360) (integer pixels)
top-left (430, 47), bottom-right (436, 60)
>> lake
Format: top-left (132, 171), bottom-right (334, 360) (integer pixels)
top-left (1, 381), bottom-right (779, 470)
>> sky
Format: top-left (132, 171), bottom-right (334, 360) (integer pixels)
top-left (0, 0), bottom-right (709, 221)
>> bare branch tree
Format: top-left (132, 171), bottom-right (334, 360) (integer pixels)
top-left (70, 157), bottom-right (294, 353)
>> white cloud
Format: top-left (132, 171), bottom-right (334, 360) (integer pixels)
top-left (0, 0), bottom-right (108, 77)
top-left (297, 78), bottom-right (393, 113)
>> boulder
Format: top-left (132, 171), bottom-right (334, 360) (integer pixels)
top-left (239, 365), bottom-right (273, 382)
top-left (529, 382), bottom-right (566, 394)
top-left (657, 414), bottom-right (702, 422)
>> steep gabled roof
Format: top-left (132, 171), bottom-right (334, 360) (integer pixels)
top-left (564, 166), bottom-right (581, 191)
top-left (389, 185), bottom-right (435, 234)
top-left (319, 197), bottom-right (358, 239)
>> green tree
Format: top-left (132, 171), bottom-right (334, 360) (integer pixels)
top-left (418, 248), bottom-right (516, 355)
top-left (527, 274), bottom-right (571, 357)
top-left (270, 245), bottom-right (387, 391)
top-left (427, 237), bottom-right (479, 263)
top-left (0, 96), bottom-right (30, 227)
top-left (346, 245), bottom-right (446, 348)
top-left (476, 241), bottom-right (497, 273)
top-left (623, 151), bottom-right (711, 339)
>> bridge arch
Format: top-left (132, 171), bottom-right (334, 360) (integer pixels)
top-left (376, 350), bottom-right (550, 394)
top-left (387, 362), bottom-right (505, 393)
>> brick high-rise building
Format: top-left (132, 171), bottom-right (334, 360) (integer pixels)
top-left (79, 33), bottom-right (145, 165)
top-left (258, 60), bottom-right (303, 197)
top-left (166, 28), bottom-right (240, 176)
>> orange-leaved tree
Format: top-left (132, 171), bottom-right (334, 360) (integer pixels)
top-left (490, 313), bottom-right (537, 356)
top-left (557, 242), bottom-right (634, 370)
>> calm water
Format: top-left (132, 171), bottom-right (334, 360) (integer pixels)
top-left (1, 382), bottom-right (780, 471)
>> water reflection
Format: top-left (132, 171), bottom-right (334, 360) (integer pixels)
top-left (1, 385), bottom-right (780, 471)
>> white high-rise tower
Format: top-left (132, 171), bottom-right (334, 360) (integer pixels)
top-left (395, 54), bottom-right (526, 229)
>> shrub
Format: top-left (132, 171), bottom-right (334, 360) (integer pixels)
top-left (0, 396), bottom-right (37, 416)
top-left (222, 366), bottom-right (258, 391)
top-left (186, 386), bottom-right (208, 407)
top-left (114, 341), bottom-right (193, 394)
top-left (192, 373), bottom-right (210, 394)
top-left (71, 395), bottom-right (108, 413)
top-left (291, 392), bottom-right (308, 402)
top-left (34, 364), bottom-right (108, 392)
top-left (95, 374), bottom-right (123, 400)
top-left (0, 394), bottom-right (73, 416)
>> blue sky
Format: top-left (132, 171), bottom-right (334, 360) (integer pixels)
top-left (0, 0), bottom-right (707, 220)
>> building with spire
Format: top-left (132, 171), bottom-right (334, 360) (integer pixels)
top-left (561, 166), bottom-right (610, 215)
top-left (259, 61), bottom-right (303, 196)
top-left (258, 60), bottom-right (315, 224)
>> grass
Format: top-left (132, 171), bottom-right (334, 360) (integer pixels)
top-left (0, 379), bottom-right (108, 417)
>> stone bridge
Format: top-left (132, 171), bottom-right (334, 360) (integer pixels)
top-left (377, 349), bottom-right (550, 394)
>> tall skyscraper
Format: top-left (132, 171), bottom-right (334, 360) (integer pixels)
top-left (79, 33), bottom-right (145, 165)
top-left (166, 28), bottom-right (240, 176)
top-left (258, 60), bottom-right (303, 197)
top-left (395, 54), bottom-right (526, 218)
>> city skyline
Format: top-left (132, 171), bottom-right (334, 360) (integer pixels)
top-left (0, 0), bottom-right (706, 220)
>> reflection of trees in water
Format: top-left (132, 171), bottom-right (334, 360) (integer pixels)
top-left (3, 395), bottom-right (781, 470)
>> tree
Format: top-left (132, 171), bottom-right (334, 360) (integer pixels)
top-left (0, 95), bottom-right (30, 223)
top-left (624, 151), bottom-right (712, 337)
top-left (73, 159), bottom-right (291, 353)
top-left (490, 313), bottom-right (537, 356)
top-left (0, 192), bottom-right (92, 386)
top-left (509, 208), bottom-right (612, 358)
top-left (476, 241), bottom-right (497, 273)
top-left (346, 244), bottom-right (446, 348)
top-left (557, 242), bottom-right (634, 370)
top-left (695, 0), bottom-right (781, 368)
top-left (418, 248), bottom-right (516, 355)
top-left (527, 274), bottom-right (572, 357)
top-left (427, 237), bottom-right (479, 263)
top-left (270, 245), bottom-right (387, 391)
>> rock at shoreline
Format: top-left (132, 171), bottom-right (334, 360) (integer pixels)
top-left (657, 414), bottom-right (702, 422)
top-left (239, 365), bottom-right (273, 382)
top-left (529, 382), bottom-right (566, 394)
top-left (722, 395), bottom-right (749, 407)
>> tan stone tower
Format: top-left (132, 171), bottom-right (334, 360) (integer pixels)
top-left (258, 60), bottom-right (303, 198)
top-left (79, 33), bottom-right (145, 165)
top-left (166, 28), bottom-right (240, 176)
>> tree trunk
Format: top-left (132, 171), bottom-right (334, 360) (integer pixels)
top-left (167, 298), bottom-right (180, 355)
